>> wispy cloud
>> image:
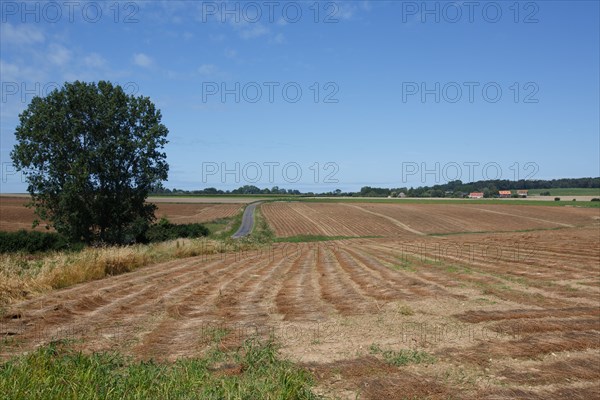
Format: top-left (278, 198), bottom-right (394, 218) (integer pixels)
top-left (132, 53), bottom-right (154, 68)
top-left (197, 64), bottom-right (219, 76)
top-left (239, 23), bottom-right (269, 39)
top-left (0, 59), bottom-right (46, 82)
top-left (196, 64), bottom-right (229, 79)
top-left (270, 33), bottom-right (285, 44)
top-left (83, 53), bottom-right (108, 68)
top-left (47, 44), bottom-right (71, 66)
top-left (1, 23), bottom-right (45, 45)
top-left (224, 48), bottom-right (238, 59)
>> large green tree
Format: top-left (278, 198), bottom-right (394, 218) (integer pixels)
top-left (11, 81), bottom-right (169, 244)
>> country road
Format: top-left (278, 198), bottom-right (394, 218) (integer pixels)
top-left (232, 202), bottom-right (262, 238)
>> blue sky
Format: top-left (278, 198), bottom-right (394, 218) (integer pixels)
top-left (1, 0), bottom-right (599, 192)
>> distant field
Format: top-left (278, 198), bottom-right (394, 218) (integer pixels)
top-left (262, 202), bottom-right (600, 237)
top-left (155, 203), bottom-right (241, 224)
top-left (0, 197), bottom-right (242, 232)
top-left (298, 197), bottom-right (600, 207)
top-left (528, 188), bottom-right (600, 196)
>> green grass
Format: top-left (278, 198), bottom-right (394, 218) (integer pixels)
top-left (392, 259), bottom-right (417, 272)
top-left (369, 344), bottom-right (436, 366)
top-left (209, 210), bottom-right (245, 240)
top-left (204, 217), bottom-right (237, 239)
top-left (528, 188), bottom-right (600, 196)
top-left (0, 338), bottom-right (318, 400)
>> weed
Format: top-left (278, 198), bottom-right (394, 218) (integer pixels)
top-left (397, 304), bottom-right (415, 316)
top-left (369, 343), bottom-right (436, 366)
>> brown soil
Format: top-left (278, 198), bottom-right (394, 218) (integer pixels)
top-left (0, 197), bottom-right (241, 231)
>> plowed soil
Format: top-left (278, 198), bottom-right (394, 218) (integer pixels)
top-left (263, 202), bottom-right (600, 237)
top-left (0, 197), bottom-right (241, 231)
top-left (2, 202), bottom-right (599, 399)
top-left (155, 203), bottom-right (241, 223)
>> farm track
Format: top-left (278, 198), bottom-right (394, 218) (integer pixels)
top-left (1, 202), bottom-right (599, 399)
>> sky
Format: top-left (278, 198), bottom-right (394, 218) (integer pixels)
top-left (1, 0), bottom-right (599, 193)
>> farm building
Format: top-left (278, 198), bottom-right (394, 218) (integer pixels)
top-left (469, 192), bottom-right (484, 199)
top-left (517, 190), bottom-right (529, 198)
top-left (499, 190), bottom-right (512, 198)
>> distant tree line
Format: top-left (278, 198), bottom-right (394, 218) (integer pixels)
top-left (152, 184), bottom-right (301, 195)
top-left (151, 177), bottom-right (600, 198)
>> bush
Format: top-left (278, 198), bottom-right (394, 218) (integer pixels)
top-left (591, 198), bottom-right (600, 202)
top-left (0, 230), bottom-right (79, 254)
top-left (554, 197), bottom-right (561, 201)
top-left (144, 218), bottom-right (209, 243)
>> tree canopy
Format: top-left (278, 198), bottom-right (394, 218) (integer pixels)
top-left (11, 81), bottom-right (169, 244)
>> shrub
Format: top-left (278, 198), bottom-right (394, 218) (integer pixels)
top-left (554, 197), bottom-right (561, 201)
top-left (0, 230), bottom-right (79, 254)
top-left (144, 218), bottom-right (209, 243)
top-left (591, 198), bottom-right (600, 202)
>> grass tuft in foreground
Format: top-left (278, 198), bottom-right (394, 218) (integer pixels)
top-left (0, 338), bottom-right (318, 400)
top-left (369, 343), bottom-right (436, 367)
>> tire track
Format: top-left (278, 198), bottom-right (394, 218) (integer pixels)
top-left (344, 204), bottom-right (426, 236)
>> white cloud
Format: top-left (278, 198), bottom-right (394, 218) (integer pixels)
top-left (196, 64), bottom-right (230, 79)
top-left (224, 48), bottom-right (237, 59)
top-left (83, 53), bottom-right (107, 68)
top-left (132, 53), bottom-right (154, 68)
top-left (47, 44), bottom-right (71, 66)
top-left (0, 23), bottom-right (45, 45)
top-left (361, 1), bottom-right (373, 11)
top-left (336, 3), bottom-right (356, 20)
top-left (209, 33), bottom-right (226, 42)
top-left (331, 1), bottom-right (374, 21)
top-left (271, 33), bottom-right (285, 44)
top-left (0, 60), bottom-right (20, 82)
top-left (239, 24), bottom-right (269, 39)
top-left (197, 64), bottom-right (218, 76)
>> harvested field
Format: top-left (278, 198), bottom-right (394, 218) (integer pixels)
top-left (0, 197), bottom-right (45, 232)
top-left (262, 202), bottom-right (600, 237)
top-left (352, 203), bottom-right (599, 234)
top-left (1, 202), bottom-right (599, 399)
top-left (261, 202), bottom-right (423, 237)
top-left (0, 197), bottom-right (241, 231)
top-left (155, 203), bottom-right (241, 224)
